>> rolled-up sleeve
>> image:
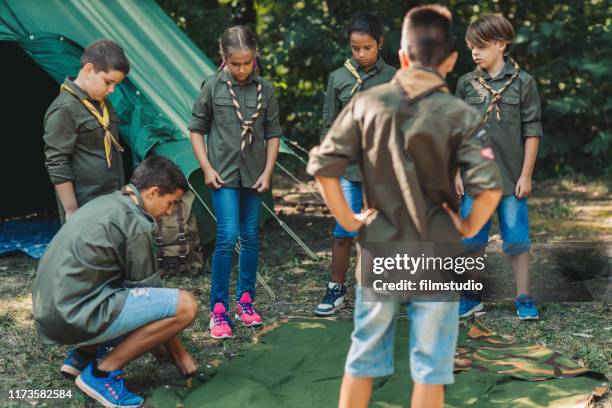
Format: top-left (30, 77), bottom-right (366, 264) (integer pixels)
top-left (321, 73), bottom-right (340, 142)
top-left (188, 81), bottom-right (213, 135)
top-left (456, 109), bottom-right (502, 195)
top-left (521, 75), bottom-right (543, 138)
top-left (308, 96), bottom-right (361, 178)
top-left (43, 107), bottom-right (77, 185)
top-left (264, 86), bottom-right (282, 140)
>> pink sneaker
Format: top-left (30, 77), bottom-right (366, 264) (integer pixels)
top-left (209, 303), bottom-right (233, 339)
top-left (235, 293), bottom-right (263, 327)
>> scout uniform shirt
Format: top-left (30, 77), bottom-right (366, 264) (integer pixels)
top-left (32, 185), bottom-right (161, 345)
top-left (322, 57), bottom-right (396, 182)
top-left (456, 59), bottom-right (543, 195)
top-left (308, 67), bottom-right (502, 248)
top-left (189, 69), bottom-right (282, 188)
top-left (43, 78), bottom-right (125, 220)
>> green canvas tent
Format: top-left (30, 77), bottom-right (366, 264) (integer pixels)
top-left (0, 0), bottom-right (307, 248)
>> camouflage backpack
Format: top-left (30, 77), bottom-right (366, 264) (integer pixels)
top-left (155, 190), bottom-right (203, 276)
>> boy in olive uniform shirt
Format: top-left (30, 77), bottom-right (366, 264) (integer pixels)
top-left (315, 11), bottom-right (397, 316)
top-left (308, 5), bottom-right (502, 408)
top-left (455, 14), bottom-right (543, 320)
top-left (33, 157), bottom-right (199, 408)
top-left (43, 39), bottom-right (129, 223)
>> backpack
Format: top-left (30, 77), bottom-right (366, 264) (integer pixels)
top-left (155, 190), bottom-right (203, 276)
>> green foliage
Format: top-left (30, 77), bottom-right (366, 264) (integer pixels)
top-left (158, 0), bottom-right (611, 176)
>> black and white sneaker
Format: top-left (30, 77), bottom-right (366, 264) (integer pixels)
top-left (314, 282), bottom-right (347, 316)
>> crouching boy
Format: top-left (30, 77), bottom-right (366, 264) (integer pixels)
top-left (308, 5), bottom-right (502, 408)
top-left (32, 156), bottom-right (198, 408)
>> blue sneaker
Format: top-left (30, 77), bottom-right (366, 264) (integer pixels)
top-left (76, 362), bottom-right (143, 408)
top-left (315, 282), bottom-right (347, 316)
top-left (459, 298), bottom-right (484, 318)
top-left (515, 294), bottom-right (539, 320)
top-left (60, 337), bottom-right (124, 379)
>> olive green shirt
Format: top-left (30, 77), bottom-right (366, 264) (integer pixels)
top-left (308, 67), bottom-right (502, 246)
top-left (43, 78), bottom-right (125, 220)
top-left (189, 69), bottom-right (282, 188)
top-left (32, 186), bottom-right (161, 345)
top-left (456, 59), bottom-right (543, 195)
top-left (322, 57), bottom-right (397, 182)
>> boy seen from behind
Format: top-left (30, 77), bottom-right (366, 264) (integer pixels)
top-left (308, 5), bottom-right (502, 408)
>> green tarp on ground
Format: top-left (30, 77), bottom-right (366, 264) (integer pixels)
top-left (147, 318), bottom-right (608, 408)
top-left (0, 0), bottom-right (299, 241)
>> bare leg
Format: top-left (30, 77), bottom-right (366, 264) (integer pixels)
top-left (411, 383), bottom-right (444, 408)
top-left (338, 374), bottom-right (372, 408)
top-left (510, 252), bottom-right (530, 296)
top-left (331, 237), bottom-right (353, 284)
top-left (98, 290), bottom-right (198, 372)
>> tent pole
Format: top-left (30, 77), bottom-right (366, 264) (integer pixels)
top-left (260, 201), bottom-right (318, 260)
top-left (274, 161), bottom-right (324, 205)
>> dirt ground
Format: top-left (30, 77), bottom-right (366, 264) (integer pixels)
top-left (0, 175), bottom-right (610, 407)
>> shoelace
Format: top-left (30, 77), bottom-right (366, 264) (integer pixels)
top-left (323, 286), bottom-right (342, 304)
top-left (103, 374), bottom-right (125, 401)
top-left (239, 301), bottom-right (254, 315)
top-left (517, 297), bottom-right (534, 308)
top-left (213, 312), bottom-right (229, 326)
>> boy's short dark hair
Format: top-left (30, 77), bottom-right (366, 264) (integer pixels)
top-left (81, 39), bottom-right (130, 74)
top-left (401, 4), bottom-right (454, 68)
top-left (466, 14), bottom-right (515, 55)
top-left (130, 156), bottom-right (187, 195)
top-left (347, 11), bottom-right (384, 43)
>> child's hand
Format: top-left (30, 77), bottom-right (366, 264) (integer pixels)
top-left (515, 176), bottom-right (532, 198)
top-left (253, 171), bottom-right (272, 193)
top-left (442, 202), bottom-right (467, 236)
top-left (454, 171), bottom-right (464, 197)
top-left (342, 208), bottom-right (376, 232)
top-left (204, 167), bottom-right (224, 189)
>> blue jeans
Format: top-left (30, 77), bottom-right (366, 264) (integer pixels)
top-left (333, 177), bottom-right (363, 238)
top-left (345, 287), bottom-right (458, 383)
top-left (211, 187), bottom-right (261, 310)
top-left (460, 194), bottom-right (531, 255)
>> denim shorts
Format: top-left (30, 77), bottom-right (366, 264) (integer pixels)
top-left (345, 286), bottom-right (459, 384)
top-left (460, 193), bottom-right (531, 255)
top-left (333, 177), bottom-right (363, 238)
top-left (78, 287), bottom-right (179, 346)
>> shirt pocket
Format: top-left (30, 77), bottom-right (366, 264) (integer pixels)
top-left (465, 95), bottom-right (486, 114)
top-left (78, 118), bottom-right (104, 149)
top-left (246, 98), bottom-right (267, 134)
top-left (213, 97), bottom-right (236, 124)
top-left (499, 95), bottom-right (520, 126)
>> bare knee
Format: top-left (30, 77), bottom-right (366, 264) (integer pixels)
top-left (176, 290), bottom-right (199, 323)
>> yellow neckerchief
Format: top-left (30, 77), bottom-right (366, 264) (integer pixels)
top-left (60, 84), bottom-right (124, 167)
top-left (474, 58), bottom-right (520, 125)
top-left (343, 59), bottom-right (380, 96)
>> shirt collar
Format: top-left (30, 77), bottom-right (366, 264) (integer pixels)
top-left (349, 56), bottom-right (386, 75)
top-left (63, 77), bottom-right (96, 102)
top-left (394, 66), bottom-right (449, 99)
top-left (474, 58), bottom-right (516, 80)
top-left (219, 68), bottom-right (261, 85)
top-left (121, 184), bottom-right (156, 223)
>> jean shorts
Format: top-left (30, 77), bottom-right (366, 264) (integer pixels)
top-left (460, 194), bottom-right (531, 255)
top-left (345, 286), bottom-right (459, 384)
top-left (78, 287), bottom-right (179, 346)
top-left (333, 177), bottom-right (363, 238)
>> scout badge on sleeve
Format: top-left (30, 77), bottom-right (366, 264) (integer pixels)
top-left (60, 84), bottom-right (124, 167)
top-left (225, 80), bottom-right (263, 156)
top-left (343, 59), bottom-right (378, 96)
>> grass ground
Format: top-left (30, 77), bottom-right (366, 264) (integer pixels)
top-left (0, 175), bottom-right (610, 407)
